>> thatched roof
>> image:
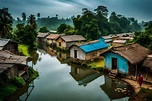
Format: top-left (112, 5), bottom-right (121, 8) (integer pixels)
top-left (142, 55), bottom-right (152, 70)
top-left (112, 43), bottom-right (151, 64)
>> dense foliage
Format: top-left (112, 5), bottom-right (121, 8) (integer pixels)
top-left (133, 22), bottom-right (152, 49)
top-left (57, 23), bottom-right (75, 35)
top-left (39, 26), bottom-right (49, 33)
top-left (72, 5), bottom-right (141, 40)
top-left (0, 8), bottom-right (13, 38)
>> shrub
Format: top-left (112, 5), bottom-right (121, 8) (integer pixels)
top-left (18, 44), bottom-right (30, 56)
top-left (11, 77), bottom-right (25, 87)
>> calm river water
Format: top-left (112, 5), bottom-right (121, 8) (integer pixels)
top-left (9, 47), bottom-right (134, 101)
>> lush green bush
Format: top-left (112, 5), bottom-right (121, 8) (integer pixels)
top-left (0, 84), bottom-right (17, 99)
top-left (28, 67), bottom-right (39, 81)
top-left (11, 77), bottom-right (26, 87)
top-left (18, 44), bottom-right (30, 56)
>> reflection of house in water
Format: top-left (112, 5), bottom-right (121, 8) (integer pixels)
top-left (45, 47), bottom-right (57, 57)
top-left (100, 75), bottom-right (134, 100)
top-left (56, 51), bottom-right (70, 64)
top-left (70, 64), bottom-right (101, 86)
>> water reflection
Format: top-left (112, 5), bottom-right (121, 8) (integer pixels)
top-left (9, 45), bottom-right (134, 101)
top-left (100, 76), bottom-right (133, 100)
top-left (70, 64), bottom-right (101, 86)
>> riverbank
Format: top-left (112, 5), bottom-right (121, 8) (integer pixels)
top-left (0, 67), bottom-right (38, 101)
top-left (122, 78), bottom-right (152, 101)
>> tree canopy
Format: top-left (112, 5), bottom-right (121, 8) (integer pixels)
top-left (72, 5), bottom-right (142, 40)
top-left (133, 22), bottom-right (152, 49)
top-left (0, 8), bottom-right (13, 38)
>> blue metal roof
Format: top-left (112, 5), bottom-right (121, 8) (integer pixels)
top-left (80, 40), bottom-right (109, 53)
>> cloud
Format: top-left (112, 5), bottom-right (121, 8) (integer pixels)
top-left (0, 0), bottom-right (151, 21)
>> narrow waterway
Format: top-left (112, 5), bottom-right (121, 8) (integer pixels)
top-left (10, 48), bottom-right (134, 101)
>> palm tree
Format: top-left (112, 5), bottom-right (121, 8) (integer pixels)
top-left (0, 8), bottom-right (13, 38)
top-left (37, 13), bottom-right (40, 19)
top-left (22, 12), bottom-right (26, 21)
top-left (27, 14), bottom-right (36, 29)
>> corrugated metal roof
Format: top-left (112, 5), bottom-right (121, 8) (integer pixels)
top-left (113, 40), bottom-right (126, 43)
top-left (0, 38), bottom-right (10, 47)
top-left (61, 35), bottom-right (86, 42)
top-left (80, 40), bottom-right (109, 53)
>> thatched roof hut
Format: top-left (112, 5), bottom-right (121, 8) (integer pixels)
top-left (142, 55), bottom-right (152, 70)
top-left (112, 43), bottom-right (151, 64)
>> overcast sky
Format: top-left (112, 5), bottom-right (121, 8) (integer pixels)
top-left (0, 0), bottom-right (152, 22)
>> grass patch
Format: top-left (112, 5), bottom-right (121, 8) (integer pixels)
top-left (87, 58), bottom-right (105, 69)
top-left (18, 44), bottom-right (30, 56)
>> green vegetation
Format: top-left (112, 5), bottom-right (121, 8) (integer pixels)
top-left (71, 5), bottom-right (141, 40)
top-left (133, 22), bottom-right (152, 49)
top-left (11, 77), bottom-right (26, 87)
top-left (129, 88), bottom-right (152, 101)
top-left (18, 44), bottom-right (30, 56)
top-left (0, 84), bottom-right (17, 100)
top-left (0, 67), bottom-right (39, 101)
top-left (0, 8), bottom-right (13, 38)
top-left (39, 26), bottom-right (49, 33)
top-left (28, 67), bottom-right (39, 81)
top-left (57, 23), bottom-right (75, 35)
top-left (87, 58), bottom-right (105, 69)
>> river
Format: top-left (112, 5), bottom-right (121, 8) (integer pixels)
top-left (9, 47), bottom-right (134, 101)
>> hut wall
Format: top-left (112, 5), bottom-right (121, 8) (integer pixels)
top-left (104, 52), bottom-right (129, 74)
top-left (112, 42), bottom-right (124, 47)
top-left (56, 38), bottom-right (66, 49)
top-left (70, 46), bottom-right (85, 60)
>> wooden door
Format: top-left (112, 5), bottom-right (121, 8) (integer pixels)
top-left (112, 58), bottom-right (117, 69)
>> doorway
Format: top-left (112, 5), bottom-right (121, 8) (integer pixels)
top-left (74, 50), bottom-right (77, 58)
top-left (112, 58), bottom-right (117, 69)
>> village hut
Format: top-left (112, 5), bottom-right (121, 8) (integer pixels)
top-left (0, 50), bottom-right (29, 79)
top-left (37, 32), bottom-right (50, 43)
top-left (112, 40), bottom-right (127, 47)
top-left (0, 38), bottom-right (18, 53)
top-left (46, 34), bottom-right (60, 46)
top-left (103, 43), bottom-right (151, 76)
top-left (70, 39), bottom-right (109, 61)
top-left (142, 55), bottom-right (152, 79)
top-left (56, 35), bottom-right (86, 50)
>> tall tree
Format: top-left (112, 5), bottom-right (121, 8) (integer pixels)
top-left (27, 14), bottom-right (36, 29)
top-left (134, 22), bottom-right (152, 49)
top-left (22, 12), bottom-right (26, 21)
top-left (94, 5), bottom-right (108, 17)
top-left (0, 8), bottom-right (13, 38)
top-left (37, 13), bottom-right (40, 19)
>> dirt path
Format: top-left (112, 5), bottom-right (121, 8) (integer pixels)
top-left (122, 78), bottom-right (152, 93)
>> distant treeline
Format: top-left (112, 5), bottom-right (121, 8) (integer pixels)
top-left (13, 15), bottom-right (73, 30)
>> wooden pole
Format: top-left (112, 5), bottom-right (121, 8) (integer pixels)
top-left (135, 65), bottom-right (137, 80)
top-left (146, 67), bottom-right (148, 79)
